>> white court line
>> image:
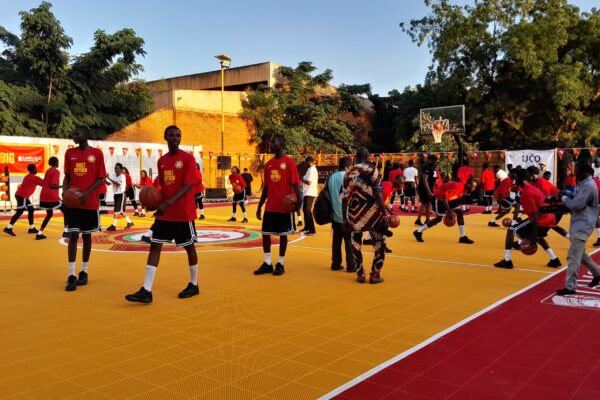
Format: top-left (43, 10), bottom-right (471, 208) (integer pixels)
top-left (293, 245), bottom-right (551, 274)
top-left (318, 247), bottom-right (600, 400)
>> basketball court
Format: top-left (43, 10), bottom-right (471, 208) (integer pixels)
top-left (1, 201), bottom-right (598, 399)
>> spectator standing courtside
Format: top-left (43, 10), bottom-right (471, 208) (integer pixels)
top-left (329, 157), bottom-right (355, 272)
top-left (301, 156), bottom-right (318, 235)
top-left (403, 160), bottom-right (418, 213)
top-left (481, 163), bottom-right (495, 214)
top-left (556, 160), bottom-right (600, 295)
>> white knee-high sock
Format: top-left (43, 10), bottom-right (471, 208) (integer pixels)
top-left (189, 264), bottom-right (198, 285)
top-left (144, 265), bottom-right (157, 291)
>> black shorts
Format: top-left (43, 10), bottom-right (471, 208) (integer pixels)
top-left (404, 182), bottom-right (416, 198)
top-left (431, 198), bottom-right (462, 217)
top-left (195, 192), bottom-right (204, 200)
top-left (417, 185), bottom-right (431, 203)
top-left (125, 186), bottom-right (135, 200)
top-left (113, 193), bottom-right (126, 214)
top-left (15, 196), bottom-right (33, 210)
top-left (151, 219), bottom-right (197, 247)
top-left (262, 211), bottom-right (296, 236)
top-left (511, 219), bottom-right (550, 239)
top-left (65, 208), bottom-right (100, 234)
top-left (484, 190), bottom-right (495, 197)
top-left (39, 201), bottom-right (62, 210)
top-left (233, 191), bottom-right (246, 202)
top-left (500, 198), bottom-right (515, 209)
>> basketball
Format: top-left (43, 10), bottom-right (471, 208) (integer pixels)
top-left (1, 194), bottom-right (8, 201)
top-left (502, 218), bottom-right (512, 227)
top-left (0, 184), bottom-right (7, 192)
top-left (388, 215), bottom-right (400, 228)
top-left (520, 239), bottom-right (538, 256)
top-left (232, 184), bottom-right (243, 194)
top-left (0, 175), bottom-right (7, 183)
top-left (139, 186), bottom-right (163, 211)
top-left (434, 122), bottom-right (443, 131)
top-left (443, 212), bottom-right (456, 227)
top-left (282, 193), bottom-right (298, 212)
top-left (62, 188), bottom-right (83, 208)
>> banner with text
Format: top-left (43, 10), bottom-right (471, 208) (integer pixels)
top-left (506, 149), bottom-right (556, 184)
top-left (0, 143), bottom-right (47, 175)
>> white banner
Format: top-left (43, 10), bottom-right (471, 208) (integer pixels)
top-left (506, 149), bottom-right (556, 185)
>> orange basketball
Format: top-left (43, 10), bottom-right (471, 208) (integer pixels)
top-left (502, 218), bottom-right (512, 227)
top-left (388, 215), bottom-right (400, 228)
top-left (0, 175), bottom-right (7, 183)
top-left (282, 193), bottom-right (298, 212)
top-left (1, 194), bottom-right (8, 201)
top-left (434, 122), bottom-right (443, 131)
top-left (443, 212), bottom-right (456, 227)
top-left (0, 184), bottom-right (7, 192)
top-left (232, 184), bottom-right (243, 194)
top-left (139, 186), bottom-right (163, 211)
top-left (62, 188), bottom-right (83, 208)
top-left (520, 239), bottom-right (538, 256)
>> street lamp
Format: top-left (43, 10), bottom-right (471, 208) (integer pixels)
top-left (215, 55), bottom-right (232, 154)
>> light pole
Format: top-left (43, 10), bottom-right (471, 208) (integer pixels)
top-left (215, 55), bottom-right (231, 154)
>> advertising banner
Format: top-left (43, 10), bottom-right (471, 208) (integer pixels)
top-left (506, 149), bottom-right (556, 184)
top-left (0, 144), bottom-right (47, 175)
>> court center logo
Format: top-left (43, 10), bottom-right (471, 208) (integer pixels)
top-left (59, 224), bottom-right (302, 252)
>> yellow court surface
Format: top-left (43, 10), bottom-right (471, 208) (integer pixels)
top-left (0, 204), bottom-right (575, 400)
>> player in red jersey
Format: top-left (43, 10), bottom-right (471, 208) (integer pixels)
top-left (36, 157), bottom-right (67, 240)
top-left (457, 163), bottom-right (474, 212)
top-left (388, 163), bottom-right (404, 210)
top-left (488, 170), bottom-right (514, 227)
top-left (528, 166), bottom-right (569, 239)
top-left (97, 181), bottom-right (108, 215)
top-left (3, 164), bottom-right (43, 236)
top-left (481, 163), bottom-right (496, 214)
top-left (194, 164), bottom-right (205, 220)
top-left (254, 135), bottom-right (303, 276)
top-left (565, 161), bottom-right (576, 192)
top-left (413, 174), bottom-right (476, 244)
top-left (227, 166), bottom-right (248, 223)
top-left (63, 126), bottom-right (107, 291)
top-left (134, 170), bottom-right (153, 217)
top-left (126, 126), bottom-right (199, 304)
top-left (140, 174), bottom-right (162, 243)
top-left (494, 168), bottom-right (562, 269)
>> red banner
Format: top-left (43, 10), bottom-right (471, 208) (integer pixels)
top-left (0, 144), bottom-right (46, 175)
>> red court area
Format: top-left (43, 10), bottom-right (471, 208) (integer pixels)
top-left (330, 254), bottom-right (600, 400)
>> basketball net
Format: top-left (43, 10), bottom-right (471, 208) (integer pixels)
top-left (431, 119), bottom-right (448, 144)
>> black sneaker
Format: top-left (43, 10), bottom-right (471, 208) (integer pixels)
top-left (140, 213), bottom-right (146, 217)
top-left (253, 262), bottom-right (274, 275)
top-left (413, 230), bottom-right (424, 242)
top-left (36, 234), bottom-right (47, 240)
top-left (346, 266), bottom-right (357, 273)
top-left (547, 258), bottom-right (562, 268)
top-left (65, 275), bottom-right (77, 291)
top-left (384, 245), bottom-right (392, 253)
top-left (297, 221), bottom-right (303, 227)
top-left (99, 210), bottom-right (109, 215)
top-left (125, 222), bottom-right (134, 229)
top-left (3, 227), bottom-right (15, 236)
top-left (488, 221), bottom-right (500, 227)
top-left (556, 288), bottom-right (576, 296)
top-left (141, 235), bottom-right (151, 244)
top-left (77, 271), bottom-right (88, 286)
top-left (125, 287), bottom-right (153, 303)
top-left (482, 211), bottom-right (492, 214)
top-left (459, 236), bottom-right (474, 244)
top-left (494, 259), bottom-right (513, 269)
top-left (589, 276), bottom-right (600, 288)
top-left (272, 263), bottom-right (285, 276)
top-left (414, 219), bottom-right (423, 226)
top-left (107, 225), bottom-right (116, 231)
top-left (331, 264), bottom-right (344, 271)
top-left (178, 282), bottom-right (199, 298)
top-left (28, 227), bottom-right (38, 234)
top-left (511, 241), bottom-right (521, 250)
top-left (62, 231), bottom-right (70, 238)
top-left (362, 238), bottom-right (374, 245)
top-left (199, 215), bottom-right (205, 220)
top-left (241, 218), bottom-right (248, 223)
top-left (593, 239), bottom-right (600, 247)
top-left (133, 212), bottom-right (140, 217)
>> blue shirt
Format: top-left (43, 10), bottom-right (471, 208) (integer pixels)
top-left (328, 170), bottom-right (345, 223)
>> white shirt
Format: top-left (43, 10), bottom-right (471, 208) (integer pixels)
top-left (111, 173), bottom-right (126, 195)
top-left (303, 165), bottom-right (319, 197)
top-left (594, 166), bottom-right (600, 179)
top-left (403, 167), bottom-right (418, 182)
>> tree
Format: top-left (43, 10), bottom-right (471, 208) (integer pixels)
top-left (399, 0), bottom-right (600, 149)
top-left (0, 2), bottom-right (151, 138)
top-left (240, 62), bottom-right (371, 154)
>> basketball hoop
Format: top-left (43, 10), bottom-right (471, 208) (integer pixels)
top-left (431, 119), bottom-right (449, 143)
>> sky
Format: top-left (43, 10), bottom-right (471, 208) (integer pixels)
top-left (0, 0), bottom-right (596, 96)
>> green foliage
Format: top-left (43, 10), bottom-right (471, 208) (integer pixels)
top-left (393, 0), bottom-right (600, 150)
top-left (240, 62), bottom-right (371, 154)
top-left (0, 2), bottom-right (152, 138)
